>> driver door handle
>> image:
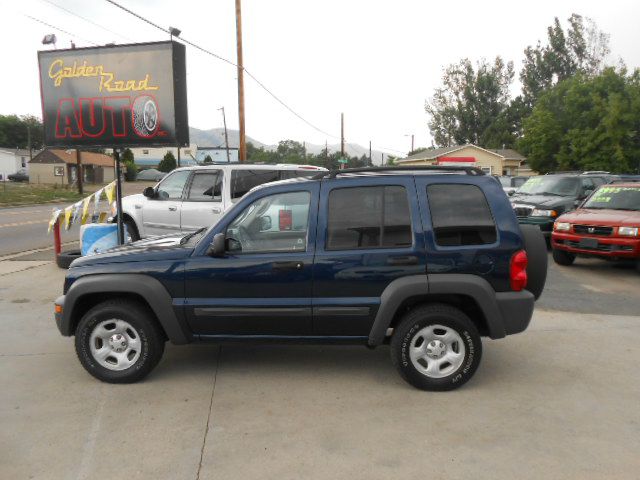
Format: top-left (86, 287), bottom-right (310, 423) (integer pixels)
top-left (168, 206), bottom-right (177, 211)
top-left (386, 255), bottom-right (418, 266)
top-left (272, 261), bottom-right (304, 271)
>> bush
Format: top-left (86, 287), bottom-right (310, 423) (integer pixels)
top-left (158, 151), bottom-right (177, 173)
top-left (124, 161), bottom-right (138, 181)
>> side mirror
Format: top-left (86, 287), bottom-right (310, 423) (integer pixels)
top-left (206, 233), bottom-right (226, 257)
top-left (143, 186), bottom-right (155, 198)
top-left (259, 215), bottom-right (272, 231)
top-left (508, 190), bottom-right (515, 196)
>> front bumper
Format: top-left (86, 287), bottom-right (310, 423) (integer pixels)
top-left (54, 296), bottom-right (66, 335)
top-left (552, 232), bottom-right (640, 258)
top-left (518, 216), bottom-right (554, 237)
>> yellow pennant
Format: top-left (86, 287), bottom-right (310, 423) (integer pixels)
top-left (63, 206), bottom-right (74, 230)
top-left (104, 181), bottom-right (116, 204)
top-left (48, 209), bottom-right (61, 233)
top-left (98, 211), bottom-right (109, 223)
top-left (81, 196), bottom-right (92, 224)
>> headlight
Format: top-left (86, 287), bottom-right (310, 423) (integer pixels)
top-left (554, 222), bottom-right (571, 231)
top-left (531, 209), bottom-right (558, 217)
top-left (618, 226), bottom-right (639, 237)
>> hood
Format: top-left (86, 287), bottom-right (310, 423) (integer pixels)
top-left (509, 194), bottom-right (574, 209)
top-left (121, 193), bottom-right (145, 205)
top-left (71, 233), bottom-right (193, 267)
top-left (558, 208), bottom-right (640, 226)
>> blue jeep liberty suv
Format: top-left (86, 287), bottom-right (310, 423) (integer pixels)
top-left (55, 166), bottom-right (547, 391)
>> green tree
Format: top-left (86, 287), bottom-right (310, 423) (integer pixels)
top-left (121, 148), bottom-right (137, 181)
top-left (0, 114), bottom-right (44, 149)
top-left (203, 154), bottom-right (213, 164)
top-left (426, 57), bottom-right (515, 147)
top-left (520, 14), bottom-right (610, 109)
top-left (158, 151), bottom-right (177, 172)
top-left (519, 68), bottom-right (640, 174)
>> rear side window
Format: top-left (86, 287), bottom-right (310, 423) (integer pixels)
top-left (231, 170), bottom-right (280, 200)
top-left (186, 171), bottom-right (222, 201)
top-left (427, 184), bottom-right (497, 246)
top-left (327, 186), bottom-right (412, 250)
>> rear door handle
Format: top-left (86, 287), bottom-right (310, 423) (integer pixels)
top-left (387, 255), bottom-right (419, 266)
top-left (272, 261), bottom-right (304, 271)
top-left (168, 206), bottom-right (177, 211)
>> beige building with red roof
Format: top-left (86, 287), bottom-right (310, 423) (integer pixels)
top-left (29, 149), bottom-right (115, 185)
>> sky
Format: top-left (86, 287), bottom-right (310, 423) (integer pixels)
top-left (1, 0), bottom-right (639, 155)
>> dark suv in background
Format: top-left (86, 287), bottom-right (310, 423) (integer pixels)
top-left (54, 166), bottom-right (547, 391)
top-left (509, 173), bottom-right (615, 238)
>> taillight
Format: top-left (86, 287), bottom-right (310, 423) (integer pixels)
top-left (510, 250), bottom-right (528, 292)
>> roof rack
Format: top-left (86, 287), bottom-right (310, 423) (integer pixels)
top-left (313, 165), bottom-right (486, 179)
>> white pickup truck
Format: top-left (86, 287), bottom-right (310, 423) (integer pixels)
top-left (121, 163), bottom-right (327, 240)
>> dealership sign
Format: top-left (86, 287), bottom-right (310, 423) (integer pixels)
top-left (38, 41), bottom-right (189, 148)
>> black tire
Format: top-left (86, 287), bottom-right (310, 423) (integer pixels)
top-left (520, 225), bottom-right (548, 300)
top-left (56, 249), bottom-right (81, 269)
top-left (390, 304), bottom-right (482, 391)
top-left (124, 217), bottom-right (141, 242)
top-left (74, 299), bottom-right (165, 383)
top-left (552, 248), bottom-right (576, 266)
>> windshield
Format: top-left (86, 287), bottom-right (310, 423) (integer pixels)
top-left (583, 185), bottom-right (640, 211)
top-left (517, 176), bottom-right (579, 196)
top-left (498, 177), bottom-right (511, 187)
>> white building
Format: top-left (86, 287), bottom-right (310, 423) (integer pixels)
top-left (128, 145), bottom-right (199, 168)
top-left (0, 149), bottom-right (32, 181)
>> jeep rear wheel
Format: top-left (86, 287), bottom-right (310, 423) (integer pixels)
top-left (552, 248), bottom-right (576, 266)
top-left (390, 304), bottom-right (482, 391)
top-left (75, 299), bottom-right (165, 383)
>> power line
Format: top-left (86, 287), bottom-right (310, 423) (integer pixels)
top-left (40, 0), bottom-right (134, 42)
top-left (23, 13), bottom-right (97, 45)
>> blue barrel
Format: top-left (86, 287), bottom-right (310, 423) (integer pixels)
top-left (80, 224), bottom-right (128, 256)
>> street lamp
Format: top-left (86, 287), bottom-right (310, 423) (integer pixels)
top-left (42, 34), bottom-right (57, 49)
top-left (169, 27), bottom-right (181, 41)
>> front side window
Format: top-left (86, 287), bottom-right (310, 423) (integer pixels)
top-left (427, 184), bottom-right (497, 246)
top-left (231, 170), bottom-right (280, 200)
top-left (186, 171), bottom-right (222, 201)
top-left (226, 191), bottom-right (311, 253)
top-left (327, 186), bottom-right (412, 250)
top-left (156, 170), bottom-right (190, 200)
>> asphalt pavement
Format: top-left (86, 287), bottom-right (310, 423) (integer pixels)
top-left (0, 261), bottom-right (639, 480)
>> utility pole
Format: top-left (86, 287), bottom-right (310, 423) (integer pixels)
top-left (75, 149), bottom-right (83, 194)
top-left (177, 146), bottom-right (181, 167)
top-left (219, 106), bottom-right (231, 162)
top-left (369, 141), bottom-right (372, 166)
top-left (27, 125), bottom-right (33, 163)
top-left (381, 153), bottom-right (385, 166)
top-left (411, 134), bottom-right (414, 153)
top-left (235, 0), bottom-right (246, 162)
top-left (303, 141), bottom-right (306, 161)
top-left (340, 113), bottom-right (345, 158)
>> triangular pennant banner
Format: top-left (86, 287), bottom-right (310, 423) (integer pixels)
top-left (63, 206), bottom-right (74, 230)
top-left (48, 209), bottom-right (62, 233)
top-left (104, 181), bottom-right (116, 205)
top-left (81, 196), bottom-right (92, 225)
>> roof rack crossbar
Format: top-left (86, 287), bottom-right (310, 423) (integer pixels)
top-left (313, 165), bottom-right (486, 179)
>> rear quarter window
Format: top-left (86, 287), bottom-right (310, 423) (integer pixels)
top-left (427, 184), bottom-right (497, 246)
top-left (231, 170), bottom-right (280, 200)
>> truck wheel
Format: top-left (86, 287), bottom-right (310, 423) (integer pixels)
top-left (75, 299), bottom-right (165, 383)
top-left (390, 304), bottom-right (482, 391)
top-left (124, 217), bottom-right (140, 242)
top-left (552, 248), bottom-right (576, 266)
top-left (520, 224), bottom-right (547, 300)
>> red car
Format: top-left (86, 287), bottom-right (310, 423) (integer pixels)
top-left (551, 183), bottom-right (640, 271)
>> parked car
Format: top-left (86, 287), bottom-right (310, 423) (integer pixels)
top-left (497, 175), bottom-right (528, 195)
top-left (136, 168), bottom-right (166, 182)
top-left (54, 165), bottom-right (547, 390)
top-left (120, 163), bottom-right (327, 240)
top-left (551, 183), bottom-right (640, 271)
top-left (509, 173), bottom-right (613, 238)
top-left (617, 174), bottom-right (640, 183)
top-left (8, 169), bottom-right (29, 182)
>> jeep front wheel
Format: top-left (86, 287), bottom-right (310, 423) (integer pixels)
top-left (75, 299), bottom-right (165, 383)
top-left (390, 304), bottom-right (482, 391)
top-left (552, 248), bottom-right (576, 266)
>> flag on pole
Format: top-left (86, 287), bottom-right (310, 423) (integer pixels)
top-left (47, 209), bottom-right (62, 233)
top-left (81, 196), bottom-right (92, 224)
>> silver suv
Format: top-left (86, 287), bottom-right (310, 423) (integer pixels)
top-left (121, 163), bottom-right (327, 240)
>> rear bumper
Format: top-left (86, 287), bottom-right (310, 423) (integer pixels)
top-left (552, 232), bottom-right (640, 258)
top-left (518, 217), bottom-right (554, 237)
top-left (496, 290), bottom-right (535, 336)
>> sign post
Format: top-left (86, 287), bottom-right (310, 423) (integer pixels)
top-left (38, 41), bottom-right (189, 248)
